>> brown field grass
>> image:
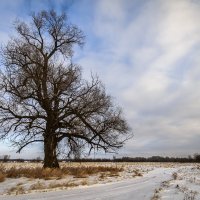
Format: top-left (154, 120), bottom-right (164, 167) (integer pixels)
top-left (0, 164), bottom-right (123, 182)
top-left (0, 164), bottom-right (6, 182)
top-left (47, 181), bottom-right (78, 189)
top-left (7, 185), bottom-right (25, 195)
top-left (0, 172), bottom-right (5, 182)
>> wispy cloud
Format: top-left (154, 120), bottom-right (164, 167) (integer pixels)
top-left (78, 0), bottom-right (200, 157)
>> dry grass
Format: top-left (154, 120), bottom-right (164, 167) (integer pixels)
top-left (29, 181), bottom-right (79, 191)
top-left (0, 164), bottom-right (6, 182)
top-left (161, 180), bottom-right (170, 188)
top-left (108, 171), bottom-right (119, 177)
top-left (5, 167), bottom-right (64, 179)
top-left (47, 181), bottom-right (78, 189)
top-left (0, 172), bottom-right (6, 182)
top-left (0, 162), bottom-right (125, 194)
top-left (61, 165), bottom-right (123, 178)
top-left (4, 167), bottom-right (63, 179)
top-left (99, 172), bottom-right (106, 180)
top-left (48, 180), bottom-right (89, 189)
top-left (172, 172), bottom-right (178, 180)
top-left (151, 188), bottom-right (162, 200)
top-left (183, 190), bottom-right (197, 200)
top-left (80, 179), bottom-right (88, 186)
top-left (151, 193), bottom-right (160, 200)
top-left (0, 164), bottom-right (123, 181)
top-left (132, 169), bottom-right (143, 177)
top-left (178, 186), bottom-right (198, 200)
top-left (29, 181), bottom-right (46, 190)
top-left (7, 185), bottom-right (25, 195)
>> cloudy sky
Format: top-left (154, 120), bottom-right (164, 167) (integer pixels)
top-left (0, 0), bottom-right (200, 159)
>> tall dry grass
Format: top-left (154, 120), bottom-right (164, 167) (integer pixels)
top-left (0, 172), bottom-right (5, 182)
top-left (0, 164), bottom-right (123, 181)
top-left (61, 165), bottom-right (123, 178)
top-left (0, 164), bottom-right (6, 182)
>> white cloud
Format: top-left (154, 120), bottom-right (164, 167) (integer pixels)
top-left (78, 0), bottom-right (200, 156)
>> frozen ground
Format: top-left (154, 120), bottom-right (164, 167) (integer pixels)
top-left (153, 165), bottom-right (200, 199)
top-left (0, 162), bottom-right (200, 200)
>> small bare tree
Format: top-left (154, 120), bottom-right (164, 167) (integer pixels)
top-left (2, 155), bottom-right (10, 162)
top-left (0, 10), bottom-right (131, 168)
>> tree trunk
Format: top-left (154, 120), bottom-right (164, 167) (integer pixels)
top-left (43, 135), bottom-right (59, 168)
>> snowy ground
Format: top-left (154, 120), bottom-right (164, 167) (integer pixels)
top-left (0, 162), bottom-right (200, 200)
top-left (152, 164), bottom-right (200, 200)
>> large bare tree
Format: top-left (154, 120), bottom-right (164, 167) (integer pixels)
top-left (0, 10), bottom-right (131, 168)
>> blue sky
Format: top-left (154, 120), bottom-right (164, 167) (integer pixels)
top-left (0, 0), bottom-right (200, 159)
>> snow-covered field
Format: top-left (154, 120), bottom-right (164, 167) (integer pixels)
top-left (153, 164), bottom-right (200, 200)
top-left (0, 162), bottom-right (200, 200)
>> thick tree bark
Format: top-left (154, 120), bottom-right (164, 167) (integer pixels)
top-left (43, 135), bottom-right (59, 168)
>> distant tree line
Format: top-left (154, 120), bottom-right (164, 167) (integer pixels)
top-left (112, 155), bottom-right (200, 163)
top-left (63, 154), bottom-right (200, 163)
top-left (1, 154), bottom-right (200, 163)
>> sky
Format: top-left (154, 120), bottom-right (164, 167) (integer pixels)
top-left (0, 0), bottom-right (200, 159)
